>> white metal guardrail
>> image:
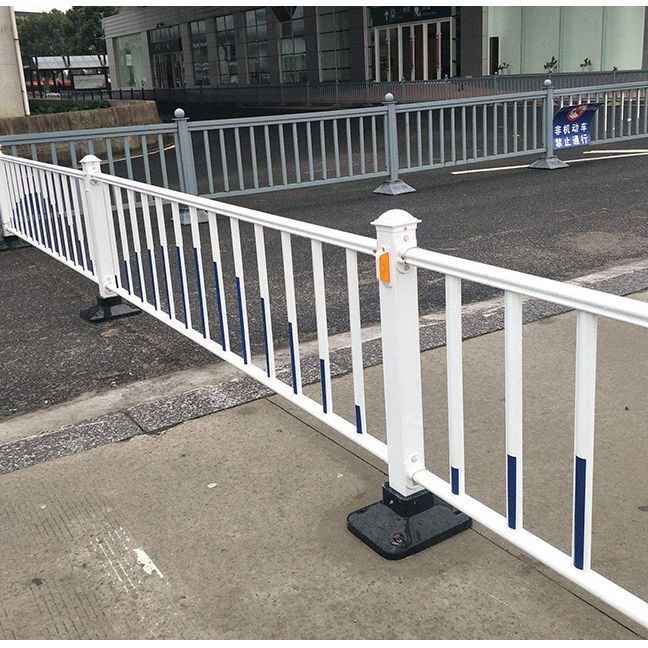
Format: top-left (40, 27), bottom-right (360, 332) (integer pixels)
top-left (5, 78), bottom-right (648, 199)
top-left (1, 151), bottom-right (648, 629)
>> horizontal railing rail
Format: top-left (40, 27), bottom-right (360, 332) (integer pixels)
top-left (1, 152), bottom-right (647, 629)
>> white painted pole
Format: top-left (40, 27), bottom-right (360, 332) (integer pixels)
top-left (372, 209), bottom-right (425, 496)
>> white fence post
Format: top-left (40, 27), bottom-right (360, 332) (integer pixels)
top-left (530, 78), bottom-right (569, 170)
top-left (173, 108), bottom-right (198, 195)
top-left (347, 209), bottom-right (471, 560)
top-left (0, 147), bottom-right (28, 252)
top-left (374, 209), bottom-right (425, 496)
top-left (79, 154), bottom-right (140, 322)
top-left (373, 94), bottom-right (416, 195)
top-left (0, 148), bottom-right (13, 244)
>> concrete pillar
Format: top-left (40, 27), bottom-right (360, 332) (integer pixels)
top-left (0, 6), bottom-right (29, 118)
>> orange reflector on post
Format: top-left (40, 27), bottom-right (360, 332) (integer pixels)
top-left (378, 251), bottom-right (391, 285)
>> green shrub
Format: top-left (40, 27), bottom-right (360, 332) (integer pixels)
top-left (29, 100), bottom-right (111, 115)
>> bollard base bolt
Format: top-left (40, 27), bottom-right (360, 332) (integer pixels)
top-left (80, 295), bottom-right (141, 323)
top-left (0, 235), bottom-right (30, 252)
top-left (529, 155), bottom-right (569, 170)
top-left (347, 482), bottom-right (471, 560)
top-left (373, 179), bottom-right (416, 195)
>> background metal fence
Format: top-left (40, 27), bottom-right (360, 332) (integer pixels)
top-left (40, 69), bottom-right (648, 107)
top-left (7, 78), bottom-right (648, 200)
top-left (1, 150), bottom-right (648, 629)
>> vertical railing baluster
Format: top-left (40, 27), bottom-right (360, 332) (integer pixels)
top-left (281, 231), bottom-right (301, 394)
top-left (254, 224), bottom-right (275, 377)
top-left (230, 217), bottom-right (251, 363)
top-left (332, 119), bottom-right (341, 178)
top-left (189, 206), bottom-right (209, 338)
top-left (204, 131), bottom-right (215, 195)
top-left (70, 176), bottom-right (89, 270)
top-left (141, 135), bottom-right (152, 184)
top-left (141, 195), bottom-right (161, 310)
top-left (207, 211), bottom-right (229, 351)
top-left (346, 117), bottom-right (353, 176)
top-left (483, 104), bottom-right (489, 157)
top-left (278, 124), bottom-right (288, 185)
top-left (157, 134), bottom-right (169, 189)
top-left (264, 125), bottom-right (274, 187)
top-left (505, 290), bottom-right (523, 530)
top-left (171, 201), bottom-right (192, 328)
top-left (249, 126), bottom-right (259, 189)
top-left (292, 122), bottom-right (301, 183)
top-left (126, 189), bottom-right (146, 301)
top-left (472, 104), bottom-right (477, 159)
top-left (359, 117), bottom-right (366, 175)
top-left (493, 103), bottom-right (498, 156)
top-left (572, 311), bottom-right (598, 571)
top-left (445, 275), bottom-right (465, 495)
top-left (371, 115), bottom-right (378, 173)
top-left (123, 136), bottom-right (134, 180)
top-left (405, 111), bottom-right (411, 168)
top-left (459, 106), bottom-right (467, 162)
top-left (513, 100), bottom-right (518, 153)
top-left (345, 249), bottom-right (366, 433)
top-left (416, 110), bottom-right (423, 167)
top-left (311, 240), bottom-right (332, 414)
top-left (219, 129), bottom-right (230, 192)
top-left (440, 108), bottom-right (446, 164)
top-left (154, 196), bottom-right (175, 319)
top-left (320, 120), bottom-right (328, 180)
top-left (234, 127), bottom-right (245, 190)
top-left (306, 121), bottom-right (314, 181)
top-left (428, 110), bottom-right (434, 165)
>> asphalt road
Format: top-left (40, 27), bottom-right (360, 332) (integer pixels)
top-left (3, 140), bottom-right (648, 419)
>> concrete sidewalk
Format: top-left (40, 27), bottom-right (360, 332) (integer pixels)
top-left (1, 297), bottom-right (647, 638)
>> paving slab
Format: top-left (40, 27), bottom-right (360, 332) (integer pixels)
top-left (0, 398), bottom-right (639, 640)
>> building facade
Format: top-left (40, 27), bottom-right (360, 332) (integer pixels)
top-left (102, 6), bottom-right (648, 91)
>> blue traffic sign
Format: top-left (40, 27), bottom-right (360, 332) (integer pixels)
top-left (553, 103), bottom-right (601, 150)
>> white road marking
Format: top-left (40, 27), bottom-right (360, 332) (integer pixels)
top-left (451, 150), bottom-right (648, 175)
top-left (133, 548), bottom-right (164, 579)
top-left (583, 149), bottom-right (648, 154)
top-left (99, 143), bottom-right (175, 166)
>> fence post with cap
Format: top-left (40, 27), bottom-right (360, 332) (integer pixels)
top-left (347, 209), bottom-right (471, 560)
top-left (530, 78), bottom-right (569, 170)
top-left (173, 107), bottom-right (198, 195)
top-left (0, 146), bottom-right (29, 252)
top-left (78, 154), bottom-right (140, 323)
top-left (373, 93), bottom-right (416, 196)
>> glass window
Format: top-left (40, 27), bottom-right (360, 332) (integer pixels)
top-left (113, 33), bottom-right (147, 88)
top-left (317, 8), bottom-right (351, 82)
top-left (279, 6), bottom-right (306, 83)
top-left (189, 20), bottom-right (210, 85)
top-left (245, 8), bottom-right (271, 84)
top-left (216, 14), bottom-right (238, 85)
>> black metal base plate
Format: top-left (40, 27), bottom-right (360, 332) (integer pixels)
top-left (347, 482), bottom-right (471, 560)
top-left (0, 235), bottom-right (30, 252)
top-left (80, 295), bottom-right (141, 323)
